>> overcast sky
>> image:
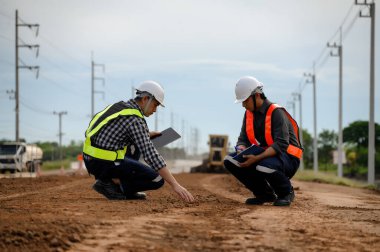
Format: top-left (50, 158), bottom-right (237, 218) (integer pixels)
top-left (0, 0), bottom-right (379, 153)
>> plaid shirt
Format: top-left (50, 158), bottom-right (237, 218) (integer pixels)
top-left (91, 99), bottom-right (166, 171)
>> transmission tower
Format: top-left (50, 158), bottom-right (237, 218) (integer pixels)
top-left (91, 53), bottom-right (105, 118)
top-left (192, 127), bottom-right (199, 156)
top-left (53, 111), bottom-right (67, 161)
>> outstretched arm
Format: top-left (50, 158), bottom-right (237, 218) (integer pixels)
top-left (158, 166), bottom-right (195, 203)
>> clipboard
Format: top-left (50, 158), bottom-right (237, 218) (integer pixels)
top-left (151, 127), bottom-right (181, 148)
top-left (224, 144), bottom-right (264, 167)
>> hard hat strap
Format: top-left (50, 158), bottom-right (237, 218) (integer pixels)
top-left (143, 96), bottom-right (153, 115)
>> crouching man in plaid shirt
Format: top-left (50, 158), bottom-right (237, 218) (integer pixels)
top-left (83, 81), bottom-right (194, 202)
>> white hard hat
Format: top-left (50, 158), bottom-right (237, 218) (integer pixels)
top-left (234, 76), bottom-right (263, 103)
top-left (136, 80), bottom-right (165, 107)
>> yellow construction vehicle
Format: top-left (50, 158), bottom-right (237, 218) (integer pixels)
top-left (191, 134), bottom-right (229, 173)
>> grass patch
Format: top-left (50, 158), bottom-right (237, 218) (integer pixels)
top-left (294, 170), bottom-right (378, 190)
top-left (41, 159), bottom-right (73, 171)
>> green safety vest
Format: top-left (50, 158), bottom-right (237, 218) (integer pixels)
top-left (83, 103), bottom-right (144, 161)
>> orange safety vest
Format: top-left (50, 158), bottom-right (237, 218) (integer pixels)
top-left (245, 103), bottom-right (303, 159)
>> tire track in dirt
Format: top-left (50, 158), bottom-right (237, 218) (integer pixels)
top-left (0, 180), bottom-right (85, 201)
top-left (201, 174), bottom-right (247, 203)
top-left (201, 175), bottom-right (380, 251)
top-left (201, 174), bottom-right (380, 210)
top-left (69, 175), bottom-right (266, 252)
top-left (69, 207), bottom-right (207, 252)
top-left (69, 174), bottom-right (380, 252)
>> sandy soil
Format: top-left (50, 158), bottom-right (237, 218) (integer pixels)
top-left (0, 171), bottom-right (379, 252)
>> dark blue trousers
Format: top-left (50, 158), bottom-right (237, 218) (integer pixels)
top-left (84, 148), bottom-right (164, 195)
top-left (224, 152), bottom-right (299, 198)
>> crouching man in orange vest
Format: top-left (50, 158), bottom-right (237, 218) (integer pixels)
top-left (224, 76), bottom-right (303, 206)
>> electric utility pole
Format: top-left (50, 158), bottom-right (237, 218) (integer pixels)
top-left (15, 9), bottom-right (40, 141)
top-left (355, 0), bottom-right (376, 185)
top-left (91, 53), bottom-right (105, 118)
top-left (292, 91), bottom-right (303, 170)
top-left (53, 111), bottom-right (67, 161)
top-left (155, 111), bottom-right (158, 131)
top-left (305, 67), bottom-right (318, 173)
top-left (181, 119), bottom-right (185, 151)
top-left (287, 100), bottom-right (296, 119)
top-left (327, 27), bottom-right (344, 178)
top-left (192, 127), bottom-right (200, 156)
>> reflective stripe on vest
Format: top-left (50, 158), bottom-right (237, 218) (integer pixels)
top-left (245, 103), bottom-right (303, 159)
top-left (245, 111), bottom-right (259, 145)
top-left (83, 107), bottom-right (143, 161)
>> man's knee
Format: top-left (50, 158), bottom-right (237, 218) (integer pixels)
top-left (151, 175), bottom-right (165, 190)
top-left (223, 159), bottom-right (232, 170)
top-left (223, 154), bottom-right (238, 171)
top-left (256, 165), bottom-right (276, 174)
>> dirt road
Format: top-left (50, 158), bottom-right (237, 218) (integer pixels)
top-left (0, 172), bottom-right (379, 251)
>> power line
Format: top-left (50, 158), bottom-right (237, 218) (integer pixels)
top-left (0, 34), bottom-right (12, 41)
top-left (314, 3), bottom-right (363, 71)
top-left (21, 121), bottom-right (53, 135)
top-left (38, 54), bottom-right (88, 85)
top-left (19, 99), bottom-right (52, 115)
top-left (314, 45), bottom-right (328, 67)
top-left (297, 1), bottom-right (374, 175)
top-left (315, 52), bottom-right (330, 74)
top-left (20, 95), bottom-right (87, 122)
top-left (38, 72), bottom-right (83, 97)
top-left (19, 88), bottom-right (86, 122)
top-left (328, 2), bottom-right (356, 43)
top-left (0, 10), bottom-right (12, 20)
top-left (342, 10), bottom-right (360, 40)
top-left (0, 59), bottom-right (13, 66)
top-left (66, 114), bottom-right (88, 122)
top-left (20, 122), bottom-right (56, 142)
top-left (1, 9), bottom-right (90, 92)
top-left (39, 34), bottom-right (88, 69)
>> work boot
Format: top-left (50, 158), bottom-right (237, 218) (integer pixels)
top-left (119, 180), bottom-right (146, 200)
top-left (245, 194), bottom-right (277, 205)
top-left (92, 179), bottom-right (126, 200)
top-left (273, 189), bottom-right (295, 206)
top-left (125, 192), bottom-right (147, 200)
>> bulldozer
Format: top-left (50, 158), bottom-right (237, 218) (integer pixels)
top-left (190, 134), bottom-right (230, 173)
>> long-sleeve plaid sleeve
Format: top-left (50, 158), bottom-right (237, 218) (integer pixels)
top-left (127, 119), bottom-right (166, 171)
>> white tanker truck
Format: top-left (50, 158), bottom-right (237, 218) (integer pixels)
top-left (0, 142), bottom-right (43, 173)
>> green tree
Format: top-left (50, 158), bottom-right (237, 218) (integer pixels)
top-left (35, 141), bottom-right (59, 161)
top-left (318, 129), bottom-right (337, 170)
top-left (301, 129), bottom-right (313, 169)
top-left (343, 120), bottom-right (380, 177)
top-left (343, 121), bottom-right (380, 148)
top-left (63, 140), bottom-right (83, 159)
